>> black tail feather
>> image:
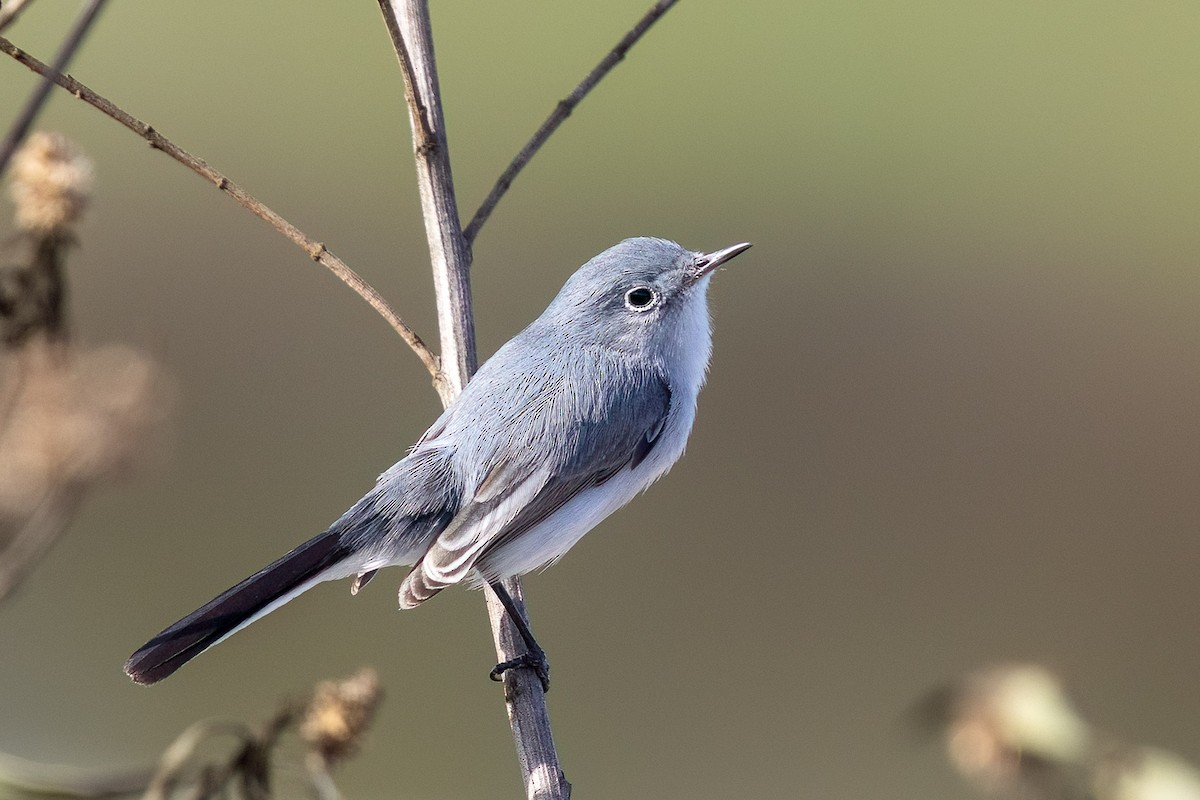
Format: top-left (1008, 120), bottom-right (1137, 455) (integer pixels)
top-left (125, 530), bottom-right (351, 685)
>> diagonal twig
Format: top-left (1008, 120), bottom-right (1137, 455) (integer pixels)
top-left (462, 0), bottom-right (679, 247)
top-left (0, 749), bottom-right (152, 798)
top-left (0, 485), bottom-right (84, 604)
top-left (0, 36), bottom-right (441, 383)
top-left (0, 0), bottom-right (108, 175)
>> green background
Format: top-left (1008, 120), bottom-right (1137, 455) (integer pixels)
top-left (2, 1), bottom-right (1198, 797)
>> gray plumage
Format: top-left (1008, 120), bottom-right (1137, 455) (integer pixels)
top-left (126, 237), bottom-right (750, 685)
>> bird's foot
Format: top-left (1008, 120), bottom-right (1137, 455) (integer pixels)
top-left (490, 647), bottom-right (550, 692)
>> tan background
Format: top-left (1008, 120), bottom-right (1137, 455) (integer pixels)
top-left (2, 1), bottom-right (1198, 797)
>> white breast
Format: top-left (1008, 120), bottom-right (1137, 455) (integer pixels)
top-left (475, 276), bottom-right (715, 582)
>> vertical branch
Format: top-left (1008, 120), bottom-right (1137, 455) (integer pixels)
top-left (377, 3), bottom-right (570, 798)
top-left (378, 0), bottom-right (475, 405)
top-left (486, 580), bottom-right (571, 800)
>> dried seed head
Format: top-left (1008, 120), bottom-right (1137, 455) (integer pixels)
top-left (1093, 746), bottom-right (1200, 800)
top-left (0, 341), bottom-right (174, 524)
top-left (918, 663), bottom-right (1093, 795)
top-left (8, 132), bottom-right (93, 236)
top-left (300, 668), bottom-right (383, 765)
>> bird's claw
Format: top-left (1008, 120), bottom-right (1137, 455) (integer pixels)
top-left (490, 648), bottom-right (550, 692)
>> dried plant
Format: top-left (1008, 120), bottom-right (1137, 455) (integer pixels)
top-left (916, 663), bottom-right (1200, 800)
top-left (0, 132), bottom-right (173, 602)
top-left (301, 668), bottom-right (384, 766)
top-left (0, 669), bottom-right (381, 800)
top-left (7, 130), bottom-right (92, 237)
top-left (140, 669), bottom-right (383, 800)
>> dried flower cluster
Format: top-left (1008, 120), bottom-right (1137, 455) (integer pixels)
top-left (938, 664), bottom-right (1090, 787)
top-left (300, 668), bottom-right (384, 765)
top-left (921, 663), bottom-right (1200, 800)
top-left (0, 340), bottom-right (172, 540)
top-left (8, 131), bottom-right (93, 237)
top-left (0, 131), bottom-right (176, 602)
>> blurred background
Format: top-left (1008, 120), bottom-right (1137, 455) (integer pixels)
top-left (1, 1), bottom-right (1198, 797)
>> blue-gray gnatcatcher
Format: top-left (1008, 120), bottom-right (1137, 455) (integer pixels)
top-left (126, 237), bottom-right (751, 688)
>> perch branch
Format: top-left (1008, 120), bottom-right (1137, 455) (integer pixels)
top-left (463, 0), bottom-right (679, 246)
top-left (0, 36), bottom-right (441, 383)
top-left (377, 3), bottom-right (570, 798)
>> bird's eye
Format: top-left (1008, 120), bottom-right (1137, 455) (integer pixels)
top-left (624, 286), bottom-right (658, 311)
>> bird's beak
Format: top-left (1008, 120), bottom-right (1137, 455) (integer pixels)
top-left (691, 242), bottom-right (752, 282)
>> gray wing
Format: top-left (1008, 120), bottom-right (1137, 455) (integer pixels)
top-left (333, 444), bottom-right (462, 568)
top-left (398, 361), bottom-right (671, 607)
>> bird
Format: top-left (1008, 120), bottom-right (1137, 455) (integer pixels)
top-left (125, 237), bottom-right (751, 689)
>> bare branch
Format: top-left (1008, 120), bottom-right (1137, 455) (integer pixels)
top-left (487, 581), bottom-right (572, 799)
top-left (377, 4), bottom-right (569, 797)
top-left (0, 36), bottom-right (441, 382)
top-left (375, 2), bottom-right (434, 150)
top-left (0, 0), bottom-right (109, 175)
top-left (463, 0), bottom-right (679, 247)
top-left (0, 750), bottom-right (152, 798)
top-left (378, 0), bottom-right (476, 404)
top-left (0, 486), bottom-right (84, 603)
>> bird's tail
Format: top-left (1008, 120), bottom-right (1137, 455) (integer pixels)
top-left (125, 530), bottom-right (353, 685)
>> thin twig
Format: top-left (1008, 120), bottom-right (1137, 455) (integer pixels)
top-left (305, 754), bottom-right (344, 800)
top-left (0, 0), bottom-right (108, 175)
top-left (463, 0), bottom-right (679, 247)
top-left (0, 325), bottom-right (32, 436)
top-left (0, 750), bottom-right (152, 798)
top-left (378, 0), bottom-right (476, 404)
top-left (375, 2), bottom-right (434, 150)
top-left (143, 720), bottom-right (254, 800)
top-left (0, 36), bottom-right (441, 383)
top-left (0, 0), bottom-right (40, 33)
top-left (0, 485), bottom-right (84, 603)
top-left (377, 4), bottom-right (569, 798)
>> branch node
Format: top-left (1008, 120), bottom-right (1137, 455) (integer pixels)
top-left (0, 34), bottom-right (441, 382)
